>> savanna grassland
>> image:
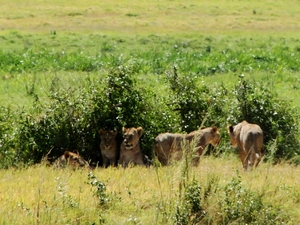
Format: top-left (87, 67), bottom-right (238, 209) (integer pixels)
top-left (1, 0), bottom-right (300, 224)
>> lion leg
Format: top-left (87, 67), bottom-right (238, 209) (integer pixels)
top-left (157, 155), bottom-right (168, 166)
top-left (102, 156), bottom-right (109, 168)
top-left (240, 150), bottom-right (248, 170)
top-left (155, 144), bottom-right (169, 166)
top-left (255, 152), bottom-right (262, 167)
top-left (248, 151), bottom-right (255, 170)
top-left (192, 155), bottom-right (200, 167)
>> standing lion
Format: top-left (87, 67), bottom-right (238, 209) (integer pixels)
top-left (154, 126), bottom-right (220, 166)
top-left (227, 120), bottom-right (263, 170)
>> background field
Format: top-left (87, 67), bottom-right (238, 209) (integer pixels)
top-left (1, 0), bottom-right (300, 107)
top-left (1, 0), bottom-right (300, 224)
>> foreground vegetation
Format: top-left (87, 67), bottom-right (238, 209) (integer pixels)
top-left (1, 0), bottom-right (300, 223)
top-left (1, 156), bottom-right (299, 224)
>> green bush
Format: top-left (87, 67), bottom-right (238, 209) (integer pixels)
top-left (17, 83), bottom-right (97, 164)
top-left (89, 63), bottom-right (179, 158)
top-left (0, 107), bottom-right (20, 168)
top-left (12, 63), bottom-right (179, 166)
top-left (217, 174), bottom-right (288, 224)
top-left (165, 66), bottom-right (227, 133)
top-left (174, 179), bottom-right (205, 225)
top-left (232, 75), bottom-right (300, 161)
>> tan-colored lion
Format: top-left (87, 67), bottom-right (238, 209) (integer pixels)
top-left (119, 126), bottom-right (145, 168)
top-left (227, 120), bottom-right (263, 170)
top-left (54, 151), bottom-right (89, 168)
top-left (154, 126), bottom-right (220, 166)
top-left (99, 129), bottom-right (118, 167)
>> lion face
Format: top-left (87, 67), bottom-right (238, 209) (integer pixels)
top-left (227, 122), bottom-right (245, 147)
top-left (227, 125), bottom-right (238, 147)
top-left (208, 126), bottom-right (221, 147)
top-left (55, 151), bottom-right (89, 168)
top-left (99, 129), bottom-right (118, 150)
top-left (122, 127), bottom-right (143, 150)
top-left (67, 151), bottom-right (88, 167)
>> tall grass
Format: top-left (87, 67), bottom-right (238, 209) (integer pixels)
top-left (1, 0), bottom-right (300, 223)
top-left (0, 156), bottom-right (299, 224)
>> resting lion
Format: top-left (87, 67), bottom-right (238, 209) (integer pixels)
top-left (53, 151), bottom-right (89, 168)
top-left (154, 126), bottom-right (220, 166)
top-left (227, 120), bottom-right (263, 170)
top-left (119, 126), bottom-right (145, 168)
top-left (99, 129), bottom-right (118, 167)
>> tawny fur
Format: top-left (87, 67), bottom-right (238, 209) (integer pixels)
top-left (99, 129), bottom-right (118, 167)
top-left (154, 126), bottom-right (220, 166)
top-left (54, 151), bottom-right (89, 168)
top-left (119, 126), bottom-right (145, 168)
top-left (227, 120), bottom-right (263, 170)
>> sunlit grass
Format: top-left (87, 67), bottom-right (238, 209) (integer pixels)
top-left (1, 1), bottom-right (300, 223)
top-left (0, 156), bottom-right (299, 224)
top-left (1, 0), bottom-right (300, 36)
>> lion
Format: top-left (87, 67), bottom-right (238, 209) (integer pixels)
top-left (154, 126), bottom-right (220, 166)
top-left (119, 126), bottom-right (145, 168)
top-left (227, 120), bottom-right (263, 170)
top-left (99, 129), bottom-right (118, 167)
top-left (53, 151), bottom-right (89, 169)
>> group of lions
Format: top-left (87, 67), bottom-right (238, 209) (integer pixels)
top-left (54, 120), bottom-right (263, 171)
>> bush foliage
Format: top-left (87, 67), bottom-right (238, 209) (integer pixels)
top-left (0, 36), bottom-right (300, 167)
top-left (0, 64), bottom-right (299, 168)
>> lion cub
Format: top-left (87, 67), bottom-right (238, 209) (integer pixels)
top-left (54, 151), bottom-right (89, 168)
top-left (119, 126), bottom-right (145, 168)
top-left (99, 129), bottom-right (118, 167)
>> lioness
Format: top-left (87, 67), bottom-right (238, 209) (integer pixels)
top-left (154, 126), bottom-right (220, 166)
top-left (227, 120), bottom-right (263, 170)
top-left (54, 151), bottom-right (89, 168)
top-left (99, 129), bottom-right (118, 167)
top-left (119, 126), bottom-right (145, 168)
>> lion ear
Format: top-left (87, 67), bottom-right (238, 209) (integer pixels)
top-left (136, 127), bottom-right (143, 137)
top-left (64, 151), bottom-right (70, 159)
top-left (122, 127), bottom-right (127, 134)
top-left (211, 126), bottom-right (218, 133)
top-left (98, 129), bottom-right (104, 135)
top-left (228, 125), bottom-right (234, 133)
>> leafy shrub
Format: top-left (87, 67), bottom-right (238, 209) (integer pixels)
top-left (11, 62), bottom-right (179, 166)
top-left (165, 66), bottom-right (227, 133)
top-left (89, 63), bottom-right (178, 158)
top-left (17, 83), bottom-right (97, 164)
top-left (0, 107), bottom-right (20, 168)
top-left (232, 75), bottom-right (300, 161)
top-left (164, 66), bottom-right (230, 157)
top-left (174, 179), bottom-right (205, 225)
top-left (217, 174), bottom-right (288, 224)
top-left (87, 172), bottom-right (111, 208)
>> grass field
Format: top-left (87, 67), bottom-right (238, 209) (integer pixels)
top-left (1, 157), bottom-right (300, 224)
top-left (1, 0), bottom-right (300, 35)
top-left (1, 0), bottom-right (300, 224)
